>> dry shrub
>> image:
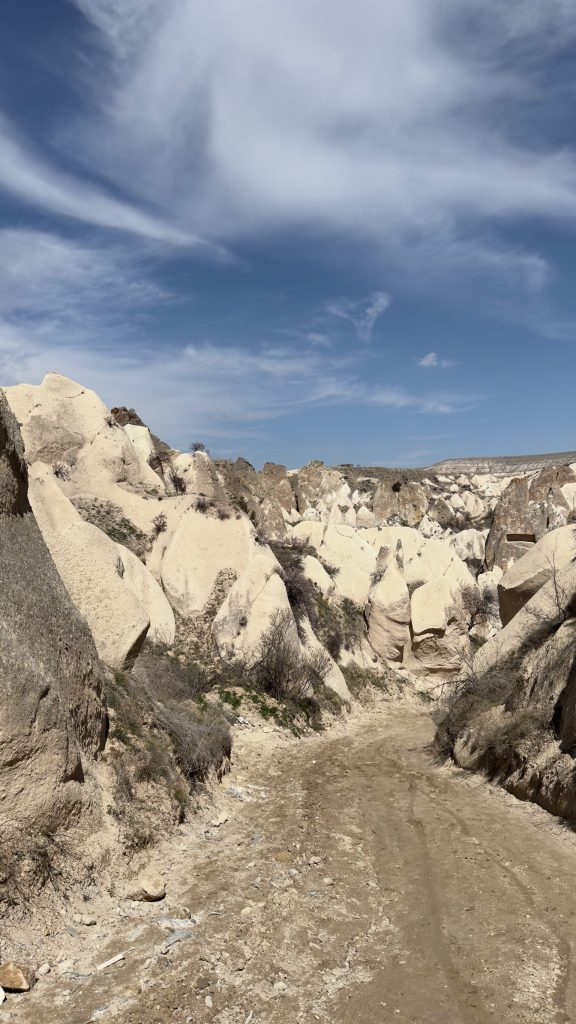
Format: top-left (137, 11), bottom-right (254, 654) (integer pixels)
top-left (245, 611), bottom-right (330, 728)
top-left (104, 655), bottom-right (232, 848)
top-left (433, 667), bottom-right (523, 761)
top-left (151, 704), bottom-right (232, 784)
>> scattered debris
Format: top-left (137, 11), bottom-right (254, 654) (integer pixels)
top-left (96, 953), bottom-right (126, 973)
top-left (160, 930), bottom-right (195, 955)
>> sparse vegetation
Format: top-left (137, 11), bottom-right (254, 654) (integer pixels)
top-left (191, 441), bottom-right (209, 454)
top-left (168, 467), bottom-right (187, 495)
top-left (104, 656), bottom-right (232, 848)
top-left (53, 460), bottom-right (71, 481)
top-left (73, 497), bottom-right (149, 557)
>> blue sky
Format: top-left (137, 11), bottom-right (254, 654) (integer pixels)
top-left (1, 0), bottom-right (576, 467)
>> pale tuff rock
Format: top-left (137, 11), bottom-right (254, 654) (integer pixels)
top-left (161, 509), bottom-right (253, 617)
top-left (0, 391), bottom-right (105, 835)
top-left (373, 479), bottom-right (428, 527)
top-left (298, 617), bottom-right (351, 701)
top-left (124, 423), bottom-right (155, 465)
top-left (367, 561), bottom-right (411, 662)
top-left (410, 578), bottom-right (455, 635)
top-left (497, 525), bottom-right (576, 626)
top-left (212, 548), bottom-right (295, 660)
top-left (291, 522), bottom-right (377, 605)
top-left (171, 450), bottom-right (225, 500)
top-left (485, 465), bottom-right (576, 571)
top-left (301, 554), bottom-right (335, 597)
top-left (449, 529), bottom-right (487, 571)
top-left (26, 464), bottom-right (150, 669)
top-left (115, 544), bottom-right (176, 646)
top-left (5, 373), bottom-right (171, 543)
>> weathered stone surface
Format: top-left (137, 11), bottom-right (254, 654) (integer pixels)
top-left (0, 391), bottom-right (106, 835)
top-left (26, 464), bottom-right (150, 669)
top-left (367, 562), bottom-right (411, 662)
top-left (497, 525), bottom-right (576, 626)
top-left (161, 510), bottom-right (253, 616)
top-left (373, 480), bottom-right (428, 527)
top-left (125, 871), bottom-right (166, 902)
top-left (0, 962), bottom-right (35, 992)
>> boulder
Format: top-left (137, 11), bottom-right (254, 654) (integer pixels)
top-left (410, 578), bottom-right (454, 635)
top-left (449, 529), bottom-right (486, 572)
top-left (427, 496), bottom-right (455, 529)
top-left (125, 870), bottom-right (166, 902)
top-left (0, 963), bottom-right (35, 992)
top-left (0, 391), bottom-right (106, 835)
top-left (497, 525), bottom-right (576, 626)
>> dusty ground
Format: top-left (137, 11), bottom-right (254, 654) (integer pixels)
top-left (6, 701), bottom-right (576, 1024)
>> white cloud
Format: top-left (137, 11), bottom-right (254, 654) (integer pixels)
top-left (417, 352), bottom-right (457, 369)
top-left (0, 228), bottom-right (168, 319)
top-left (0, 114), bottom-right (206, 247)
top-left (58, 0), bottom-right (576, 292)
top-left (326, 292), bottom-right (391, 344)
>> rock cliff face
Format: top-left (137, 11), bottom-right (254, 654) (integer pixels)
top-left (437, 527), bottom-right (576, 821)
top-left (0, 391), bottom-right (106, 837)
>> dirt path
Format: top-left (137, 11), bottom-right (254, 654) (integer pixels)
top-left (10, 705), bottom-right (576, 1024)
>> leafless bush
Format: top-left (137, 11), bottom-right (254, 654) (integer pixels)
top-left (152, 512), bottom-right (168, 535)
top-left (246, 610), bottom-right (329, 703)
top-left (151, 704), bottom-right (231, 783)
top-left (168, 467), bottom-right (187, 495)
top-left (196, 496), bottom-right (215, 513)
top-left (53, 460), bottom-right (71, 481)
top-left (282, 563), bottom-right (317, 624)
top-left (190, 441), bottom-right (209, 454)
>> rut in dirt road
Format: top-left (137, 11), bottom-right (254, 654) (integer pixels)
top-left (12, 706), bottom-right (576, 1024)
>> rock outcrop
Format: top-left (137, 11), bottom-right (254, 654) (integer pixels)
top-left (0, 391), bottom-right (106, 835)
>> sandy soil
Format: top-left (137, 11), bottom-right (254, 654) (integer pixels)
top-left (7, 702), bottom-right (576, 1024)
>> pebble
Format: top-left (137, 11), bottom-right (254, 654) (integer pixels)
top-left (205, 994), bottom-right (213, 1008)
top-left (309, 856), bottom-right (322, 866)
top-left (273, 980), bottom-right (288, 994)
top-left (323, 877), bottom-right (335, 886)
top-left (36, 964), bottom-right (51, 978)
top-left (73, 913), bottom-right (97, 926)
top-left (0, 986), bottom-right (5, 1004)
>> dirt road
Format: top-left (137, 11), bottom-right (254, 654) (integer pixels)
top-left (11, 705), bottom-right (576, 1023)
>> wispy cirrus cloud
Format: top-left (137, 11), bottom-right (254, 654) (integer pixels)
top-left (325, 291), bottom-right (391, 344)
top-left (57, 0), bottom-right (576, 297)
top-left (0, 114), bottom-right (205, 248)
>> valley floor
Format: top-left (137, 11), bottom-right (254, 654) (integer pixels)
top-left (9, 702), bottom-right (576, 1024)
